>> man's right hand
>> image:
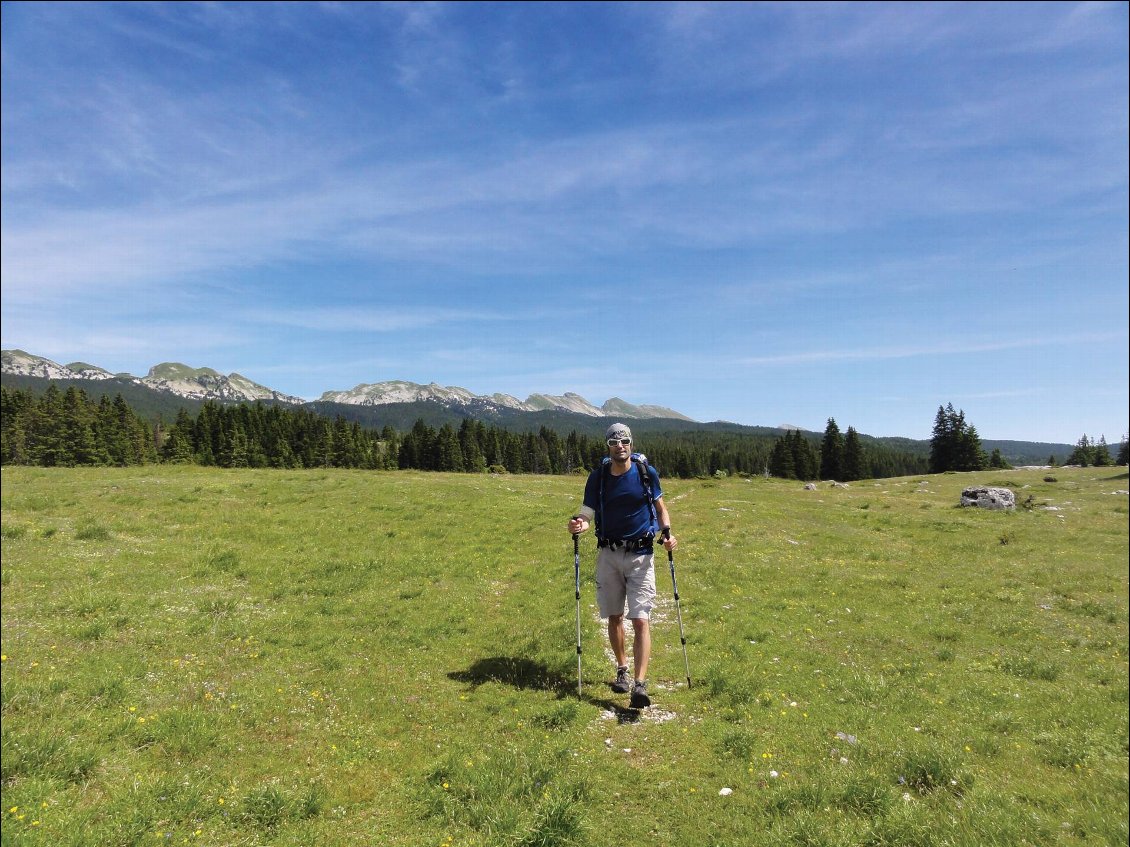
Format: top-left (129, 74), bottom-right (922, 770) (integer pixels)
top-left (568, 516), bottom-right (588, 535)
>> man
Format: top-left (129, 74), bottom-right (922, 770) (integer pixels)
top-left (567, 423), bottom-right (677, 708)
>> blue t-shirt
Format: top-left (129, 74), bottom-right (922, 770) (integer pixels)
top-left (583, 459), bottom-right (663, 541)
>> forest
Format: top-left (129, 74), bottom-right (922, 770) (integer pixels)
top-left (1, 385), bottom-right (939, 480)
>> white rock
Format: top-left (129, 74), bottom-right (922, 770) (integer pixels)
top-left (960, 486), bottom-right (1016, 510)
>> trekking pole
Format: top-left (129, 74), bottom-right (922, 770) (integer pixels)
top-left (663, 526), bottom-right (692, 688)
top-left (572, 518), bottom-right (583, 697)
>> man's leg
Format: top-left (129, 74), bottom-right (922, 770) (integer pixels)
top-left (608, 614), bottom-right (627, 668)
top-left (631, 617), bottom-right (651, 682)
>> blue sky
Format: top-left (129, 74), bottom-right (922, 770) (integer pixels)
top-left (2, 2), bottom-right (1126, 444)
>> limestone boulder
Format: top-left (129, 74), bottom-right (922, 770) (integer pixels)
top-left (960, 486), bottom-right (1016, 510)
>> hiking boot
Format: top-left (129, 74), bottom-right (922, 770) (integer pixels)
top-left (611, 666), bottom-right (631, 693)
top-left (630, 679), bottom-right (651, 709)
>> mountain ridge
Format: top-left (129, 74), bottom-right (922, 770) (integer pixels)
top-left (0, 349), bottom-right (1083, 463)
top-left (3, 350), bottom-right (693, 421)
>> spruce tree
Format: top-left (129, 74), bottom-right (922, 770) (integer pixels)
top-left (504, 433), bottom-right (525, 473)
top-left (1066, 435), bottom-right (1094, 466)
top-left (769, 436), bottom-right (796, 479)
top-left (929, 403), bottom-right (985, 473)
top-left (1092, 436), bottom-right (1112, 467)
top-left (820, 419), bottom-right (843, 481)
top-left (955, 423), bottom-right (987, 471)
top-left (842, 426), bottom-right (865, 481)
top-left (929, 405), bottom-right (956, 473)
top-left (62, 387), bottom-right (106, 466)
top-left (436, 423), bottom-right (464, 472)
top-left (31, 384), bottom-right (65, 466)
top-left (790, 430), bottom-right (818, 480)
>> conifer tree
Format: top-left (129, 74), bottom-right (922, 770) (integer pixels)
top-left (504, 433), bottom-right (525, 473)
top-left (842, 426), bottom-right (865, 481)
top-left (769, 435), bottom-right (796, 479)
top-left (564, 431), bottom-right (586, 473)
top-left (929, 405), bottom-right (956, 474)
top-left (790, 430), bottom-right (818, 480)
top-left (820, 418), bottom-right (843, 480)
top-left (954, 422), bottom-right (987, 472)
top-left (1092, 436), bottom-right (1112, 467)
top-left (436, 423), bottom-right (464, 472)
top-left (62, 387), bottom-right (105, 466)
top-left (1066, 435), bottom-right (1094, 466)
top-left (31, 384), bottom-right (65, 466)
top-left (929, 403), bottom-right (985, 473)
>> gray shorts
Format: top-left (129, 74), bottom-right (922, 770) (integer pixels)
top-left (595, 547), bottom-right (657, 620)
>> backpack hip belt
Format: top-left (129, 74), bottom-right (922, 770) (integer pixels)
top-left (598, 534), bottom-right (655, 552)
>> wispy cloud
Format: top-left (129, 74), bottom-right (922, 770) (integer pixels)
top-left (248, 305), bottom-right (512, 333)
top-left (733, 332), bottom-right (1125, 367)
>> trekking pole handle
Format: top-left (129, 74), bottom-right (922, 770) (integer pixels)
top-left (662, 526), bottom-right (673, 561)
top-left (571, 515), bottom-right (581, 550)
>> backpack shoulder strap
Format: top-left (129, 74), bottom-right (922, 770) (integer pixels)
top-left (632, 453), bottom-right (658, 526)
top-left (597, 457), bottom-right (610, 540)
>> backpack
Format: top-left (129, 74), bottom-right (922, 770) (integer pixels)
top-left (596, 452), bottom-right (657, 541)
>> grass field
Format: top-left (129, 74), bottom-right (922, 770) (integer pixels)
top-left (1, 464), bottom-right (1127, 846)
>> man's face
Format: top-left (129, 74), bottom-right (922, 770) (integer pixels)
top-left (607, 436), bottom-right (632, 461)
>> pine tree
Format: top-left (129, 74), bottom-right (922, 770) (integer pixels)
top-left (436, 423), bottom-right (464, 472)
top-left (790, 430), bottom-right (818, 481)
top-left (564, 431), bottom-right (586, 473)
top-left (929, 404), bottom-right (985, 473)
top-left (929, 405), bottom-right (955, 473)
top-left (62, 387), bottom-right (106, 466)
top-left (819, 419), bottom-right (843, 480)
top-left (331, 416), bottom-right (354, 467)
top-left (161, 408), bottom-right (197, 463)
top-left (842, 426), bottom-right (865, 481)
top-left (955, 423), bottom-right (987, 471)
top-left (1066, 435), bottom-right (1094, 466)
top-left (769, 436), bottom-right (796, 479)
top-left (1117, 435), bottom-right (1129, 467)
top-left (1092, 436), bottom-right (1112, 467)
top-left (31, 384), bottom-right (65, 466)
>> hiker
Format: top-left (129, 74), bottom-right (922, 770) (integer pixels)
top-left (567, 423), bottom-right (677, 708)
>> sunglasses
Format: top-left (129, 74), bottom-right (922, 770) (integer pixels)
top-left (606, 437), bottom-right (632, 447)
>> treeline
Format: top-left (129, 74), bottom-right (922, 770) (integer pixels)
top-left (2, 385), bottom-right (932, 479)
top-left (1065, 434), bottom-right (1127, 467)
top-left (929, 403), bottom-right (990, 474)
top-left (2, 384), bottom-right (157, 466)
top-left (766, 420), bottom-right (928, 481)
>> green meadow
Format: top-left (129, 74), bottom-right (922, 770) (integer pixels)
top-left (1, 464), bottom-right (1127, 846)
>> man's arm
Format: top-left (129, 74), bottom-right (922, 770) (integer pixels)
top-left (568, 505), bottom-right (596, 535)
top-left (654, 496), bottom-right (677, 550)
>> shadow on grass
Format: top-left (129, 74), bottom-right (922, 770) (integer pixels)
top-left (448, 655), bottom-right (643, 724)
